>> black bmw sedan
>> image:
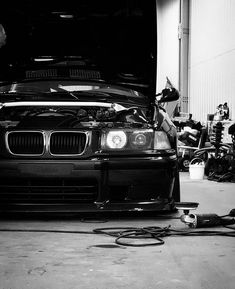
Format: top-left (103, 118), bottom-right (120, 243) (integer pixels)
top-left (0, 0), bottom-right (180, 213)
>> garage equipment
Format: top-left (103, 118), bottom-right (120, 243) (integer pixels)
top-left (180, 211), bottom-right (235, 228)
top-left (189, 158), bottom-right (205, 180)
top-left (175, 202), bottom-right (235, 228)
top-left (175, 117), bottom-right (208, 171)
top-left (0, 202), bottom-right (234, 247)
top-left (194, 121), bottom-right (235, 181)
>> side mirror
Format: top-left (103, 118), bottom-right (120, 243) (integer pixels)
top-left (157, 88), bottom-right (179, 103)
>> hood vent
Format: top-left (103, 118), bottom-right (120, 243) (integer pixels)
top-left (69, 69), bottom-right (101, 79)
top-left (25, 68), bottom-right (101, 80)
top-left (26, 69), bottom-right (58, 78)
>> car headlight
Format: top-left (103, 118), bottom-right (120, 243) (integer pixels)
top-left (106, 130), bottom-right (127, 149)
top-left (101, 129), bottom-right (171, 151)
top-left (129, 131), bottom-right (150, 148)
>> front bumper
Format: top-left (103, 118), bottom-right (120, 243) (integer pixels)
top-left (0, 155), bottom-right (178, 213)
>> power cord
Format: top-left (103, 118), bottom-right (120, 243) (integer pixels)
top-left (93, 224), bottom-right (235, 247)
top-left (0, 228), bottom-right (94, 234)
top-left (0, 210), bottom-right (234, 247)
top-left (0, 226), bottom-right (234, 247)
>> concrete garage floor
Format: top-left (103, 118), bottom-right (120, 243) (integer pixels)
top-left (0, 172), bottom-right (235, 289)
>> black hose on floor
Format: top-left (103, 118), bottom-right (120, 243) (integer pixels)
top-left (0, 218), bottom-right (234, 247)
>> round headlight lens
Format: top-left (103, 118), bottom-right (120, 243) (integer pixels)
top-left (106, 131), bottom-right (127, 149)
top-left (134, 133), bottom-right (147, 146)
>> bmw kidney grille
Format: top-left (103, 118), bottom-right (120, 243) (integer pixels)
top-left (6, 131), bottom-right (88, 156)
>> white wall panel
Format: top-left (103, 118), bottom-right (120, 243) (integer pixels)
top-left (156, 0), bottom-right (180, 91)
top-left (189, 0), bottom-right (235, 122)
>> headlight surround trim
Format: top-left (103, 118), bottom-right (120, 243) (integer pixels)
top-left (101, 129), bottom-right (171, 151)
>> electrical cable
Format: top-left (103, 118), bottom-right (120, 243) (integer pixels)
top-left (0, 210), bottom-right (234, 247)
top-left (0, 225), bottom-right (234, 247)
top-left (0, 228), bottom-right (94, 234)
top-left (93, 225), bottom-right (235, 247)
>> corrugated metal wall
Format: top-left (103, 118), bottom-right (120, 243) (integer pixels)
top-left (156, 0), bottom-right (180, 91)
top-left (189, 0), bottom-right (235, 122)
top-left (156, 0), bottom-right (180, 116)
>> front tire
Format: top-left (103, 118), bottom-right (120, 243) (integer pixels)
top-left (178, 155), bottom-right (190, 171)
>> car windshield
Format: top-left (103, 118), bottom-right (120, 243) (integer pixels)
top-left (0, 80), bottom-right (144, 98)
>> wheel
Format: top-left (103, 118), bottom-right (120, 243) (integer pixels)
top-left (178, 155), bottom-right (190, 171)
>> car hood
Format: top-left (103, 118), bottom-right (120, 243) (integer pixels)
top-left (0, 0), bottom-right (157, 98)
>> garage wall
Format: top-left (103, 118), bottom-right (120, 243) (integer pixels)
top-left (189, 0), bottom-right (235, 122)
top-left (156, 0), bottom-right (180, 116)
top-left (156, 0), bottom-right (180, 91)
